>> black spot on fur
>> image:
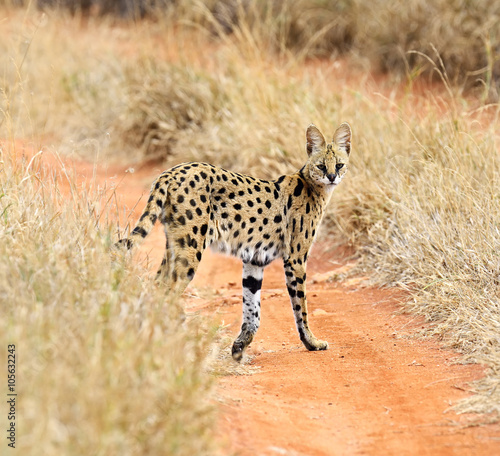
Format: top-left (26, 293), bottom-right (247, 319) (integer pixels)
top-left (294, 179), bottom-right (304, 197)
top-left (242, 276), bottom-right (263, 295)
top-left (132, 226), bottom-right (148, 238)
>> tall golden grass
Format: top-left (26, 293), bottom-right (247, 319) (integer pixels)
top-left (1, 3), bottom-right (499, 446)
top-left (26, 0), bottom-right (500, 96)
top-left (0, 145), bottom-right (217, 454)
top-left (342, 101), bottom-right (500, 415)
top-left (5, 0), bottom-right (499, 96)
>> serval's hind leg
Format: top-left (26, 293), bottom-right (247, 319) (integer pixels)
top-left (156, 226), bottom-right (206, 298)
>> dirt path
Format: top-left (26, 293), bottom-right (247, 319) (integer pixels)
top-left (28, 148), bottom-right (500, 456)
top-left (191, 250), bottom-right (499, 456)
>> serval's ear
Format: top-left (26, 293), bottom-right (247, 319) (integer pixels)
top-left (306, 124), bottom-right (326, 156)
top-left (333, 122), bottom-right (352, 155)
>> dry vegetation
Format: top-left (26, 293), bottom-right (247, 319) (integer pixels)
top-left (1, 1), bottom-right (500, 453)
top-left (0, 146), bottom-right (217, 454)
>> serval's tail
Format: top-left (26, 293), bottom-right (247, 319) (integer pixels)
top-left (115, 176), bottom-right (168, 250)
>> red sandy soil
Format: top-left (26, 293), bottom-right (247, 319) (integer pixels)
top-left (17, 145), bottom-right (498, 456)
top-left (193, 251), bottom-right (500, 456)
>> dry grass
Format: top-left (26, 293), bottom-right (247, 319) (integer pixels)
top-left (210, 0), bottom-right (500, 98)
top-left (8, 0), bottom-right (500, 92)
top-left (1, 0), bottom-right (500, 434)
top-left (0, 150), bottom-right (217, 454)
top-left (339, 100), bottom-right (500, 415)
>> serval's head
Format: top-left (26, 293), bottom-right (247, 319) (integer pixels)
top-left (304, 122), bottom-right (351, 189)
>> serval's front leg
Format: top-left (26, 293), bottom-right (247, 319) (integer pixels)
top-left (232, 262), bottom-right (264, 362)
top-left (284, 259), bottom-right (328, 352)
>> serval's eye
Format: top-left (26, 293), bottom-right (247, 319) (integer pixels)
top-left (317, 164), bottom-right (327, 172)
top-left (336, 163), bottom-right (344, 171)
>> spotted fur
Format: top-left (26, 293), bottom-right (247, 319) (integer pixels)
top-left (116, 123), bottom-right (352, 361)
